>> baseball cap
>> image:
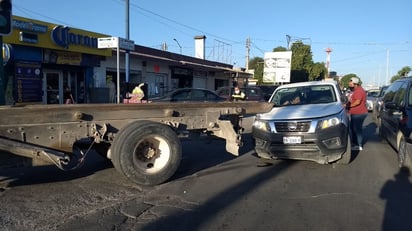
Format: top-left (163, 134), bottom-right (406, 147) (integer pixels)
top-left (350, 77), bottom-right (359, 84)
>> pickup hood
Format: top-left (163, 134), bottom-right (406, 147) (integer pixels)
top-left (257, 103), bottom-right (344, 120)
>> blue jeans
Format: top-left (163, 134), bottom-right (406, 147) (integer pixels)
top-left (350, 113), bottom-right (368, 147)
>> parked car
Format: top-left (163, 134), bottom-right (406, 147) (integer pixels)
top-left (378, 77), bottom-right (412, 169)
top-left (252, 81), bottom-right (351, 164)
top-left (215, 86), bottom-right (265, 101)
top-left (256, 85), bottom-right (278, 101)
top-left (372, 85), bottom-right (389, 123)
top-left (366, 89), bottom-right (380, 112)
top-left (151, 88), bottom-right (226, 102)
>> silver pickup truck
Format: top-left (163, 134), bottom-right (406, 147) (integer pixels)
top-left (252, 81), bottom-right (352, 164)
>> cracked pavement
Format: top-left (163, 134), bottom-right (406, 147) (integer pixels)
top-left (1, 116), bottom-right (412, 230)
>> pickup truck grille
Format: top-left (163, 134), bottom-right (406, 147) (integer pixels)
top-left (274, 121), bottom-right (311, 132)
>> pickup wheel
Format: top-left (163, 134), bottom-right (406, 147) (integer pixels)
top-left (111, 121), bottom-right (182, 186)
top-left (338, 135), bottom-right (352, 164)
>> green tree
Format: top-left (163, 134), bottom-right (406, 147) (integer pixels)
top-left (289, 41), bottom-right (315, 82)
top-left (340, 73), bottom-right (360, 89)
top-left (399, 66), bottom-right (411, 77)
top-left (309, 62), bottom-right (328, 81)
top-left (284, 42), bottom-right (327, 82)
top-left (248, 57), bottom-right (264, 84)
top-left (273, 46), bottom-right (287, 52)
top-left (390, 66), bottom-right (411, 83)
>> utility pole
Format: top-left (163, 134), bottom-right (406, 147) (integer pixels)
top-left (125, 0), bottom-right (130, 91)
top-left (245, 37), bottom-right (250, 71)
top-left (372, 43), bottom-right (390, 85)
top-left (385, 49), bottom-right (389, 84)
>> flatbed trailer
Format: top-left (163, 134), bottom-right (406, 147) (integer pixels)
top-left (0, 102), bottom-right (272, 185)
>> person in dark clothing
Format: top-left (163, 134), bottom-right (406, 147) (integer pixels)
top-left (64, 87), bottom-right (74, 104)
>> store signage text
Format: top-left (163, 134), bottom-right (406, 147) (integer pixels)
top-left (51, 26), bottom-right (98, 49)
top-left (13, 20), bottom-right (48, 33)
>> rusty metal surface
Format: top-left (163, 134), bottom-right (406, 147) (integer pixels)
top-left (0, 102), bottom-right (273, 158)
top-left (0, 102), bottom-right (273, 124)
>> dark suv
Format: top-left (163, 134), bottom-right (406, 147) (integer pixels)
top-left (379, 77), bottom-right (412, 169)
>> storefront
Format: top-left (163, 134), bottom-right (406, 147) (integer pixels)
top-left (2, 16), bottom-right (111, 105)
top-left (2, 16), bottom-right (252, 105)
top-left (98, 48), bottom-right (237, 101)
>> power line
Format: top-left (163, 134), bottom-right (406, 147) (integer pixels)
top-left (13, 3), bottom-right (72, 26)
top-left (127, 0), bottom-right (244, 46)
top-left (250, 41), bottom-right (266, 54)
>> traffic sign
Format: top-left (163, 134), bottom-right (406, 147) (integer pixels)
top-left (98, 37), bottom-right (118, 49)
top-left (119, 37), bottom-right (134, 51)
top-left (98, 37), bottom-right (134, 51)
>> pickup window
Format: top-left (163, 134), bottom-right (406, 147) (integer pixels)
top-left (271, 85), bottom-right (337, 106)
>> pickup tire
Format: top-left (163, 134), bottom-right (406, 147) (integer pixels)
top-left (338, 135), bottom-right (352, 164)
top-left (111, 120), bottom-right (182, 185)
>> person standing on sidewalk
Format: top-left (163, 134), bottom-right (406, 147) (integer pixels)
top-left (346, 77), bottom-right (368, 151)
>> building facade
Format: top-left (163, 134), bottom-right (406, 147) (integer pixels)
top-left (2, 16), bottom-right (250, 105)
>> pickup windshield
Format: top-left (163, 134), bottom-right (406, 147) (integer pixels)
top-left (270, 85), bottom-right (337, 107)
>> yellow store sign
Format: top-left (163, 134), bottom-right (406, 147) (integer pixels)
top-left (3, 16), bottom-right (113, 57)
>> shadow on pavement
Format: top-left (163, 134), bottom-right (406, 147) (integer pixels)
top-left (169, 133), bottom-right (256, 182)
top-left (363, 121), bottom-right (378, 144)
top-left (0, 151), bottom-right (113, 187)
top-left (379, 167), bottom-right (412, 231)
top-left (0, 133), bottom-right (257, 188)
top-left (141, 160), bottom-right (294, 231)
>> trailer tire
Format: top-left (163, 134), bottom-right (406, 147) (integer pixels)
top-left (111, 120), bottom-right (182, 186)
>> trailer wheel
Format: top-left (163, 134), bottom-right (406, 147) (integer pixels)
top-left (111, 121), bottom-right (182, 186)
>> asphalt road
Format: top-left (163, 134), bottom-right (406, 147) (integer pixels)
top-left (0, 114), bottom-right (411, 231)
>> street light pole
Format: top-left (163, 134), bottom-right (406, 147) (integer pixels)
top-left (173, 38), bottom-right (182, 54)
top-left (373, 43), bottom-right (390, 86)
top-left (385, 48), bottom-right (389, 85)
top-left (125, 0), bottom-right (130, 93)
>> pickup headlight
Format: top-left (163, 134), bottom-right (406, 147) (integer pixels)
top-left (318, 117), bottom-right (341, 129)
top-left (253, 119), bottom-right (270, 132)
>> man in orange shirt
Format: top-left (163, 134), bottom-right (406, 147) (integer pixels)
top-left (347, 77), bottom-right (368, 151)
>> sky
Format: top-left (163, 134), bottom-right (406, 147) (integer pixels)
top-left (12, 0), bottom-right (412, 87)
